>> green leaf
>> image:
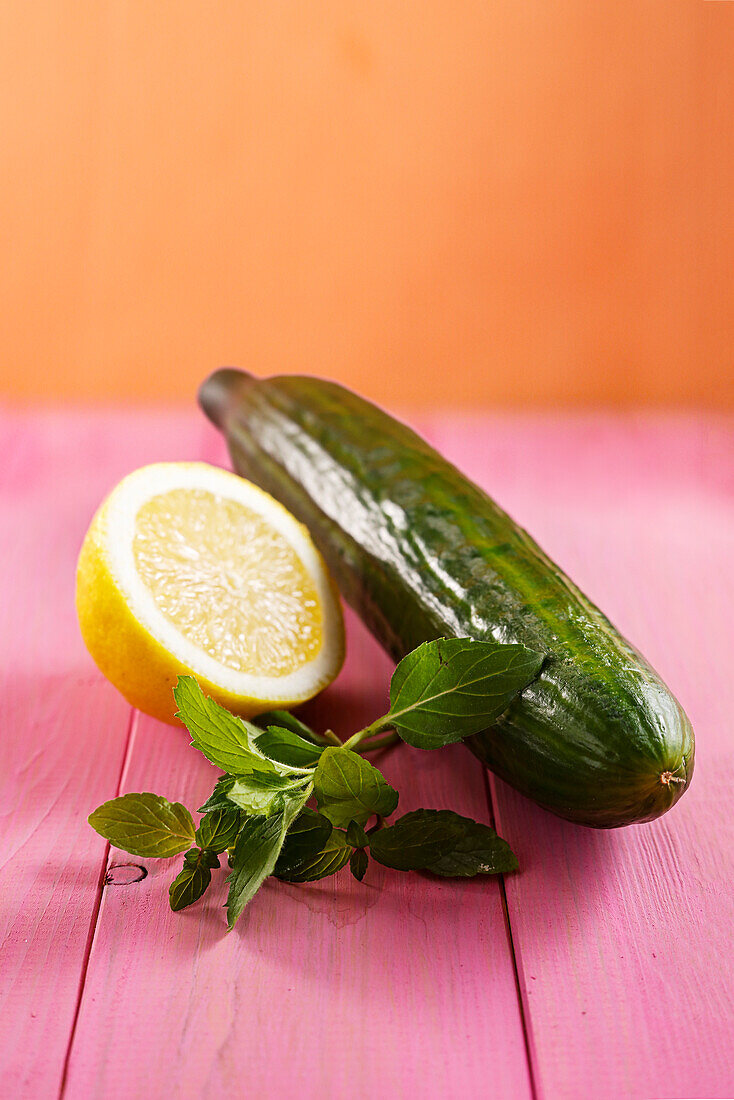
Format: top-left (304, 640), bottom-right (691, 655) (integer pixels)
top-left (313, 747), bottom-right (398, 827)
top-left (169, 847), bottom-right (220, 911)
top-left (226, 814), bottom-right (289, 928)
top-left (173, 676), bottom-right (278, 776)
top-left (225, 773), bottom-right (301, 816)
top-left (225, 789), bottom-right (309, 928)
top-left (274, 829), bottom-right (352, 883)
top-left (387, 637), bottom-right (544, 749)
top-left (349, 848), bottom-right (368, 882)
top-left (195, 807), bottom-right (242, 853)
top-left (254, 709), bottom-right (327, 746)
top-left (255, 726), bottom-right (324, 767)
top-left (198, 774), bottom-right (236, 814)
top-left (274, 809), bottom-right (333, 878)
top-left (369, 809), bottom-right (518, 875)
top-left (426, 820), bottom-right (519, 877)
top-left (345, 820), bottom-right (369, 848)
top-left (89, 793), bottom-right (195, 858)
top-left (367, 811), bottom-right (446, 870)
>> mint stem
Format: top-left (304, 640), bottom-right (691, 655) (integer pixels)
top-left (358, 731), bottom-right (399, 754)
top-left (342, 716), bottom-right (392, 751)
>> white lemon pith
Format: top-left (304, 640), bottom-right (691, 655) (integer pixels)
top-left (76, 462), bottom-right (345, 723)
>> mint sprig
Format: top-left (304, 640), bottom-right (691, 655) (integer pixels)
top-left (313, 747), bottom-right (398, 826)
top-left (225, 811), bottom-right (288, 928)
top-left (225, 772), bottom-right (303, 817)
top-left (88, 793), bottom-right (196, 858)
top-left (172, 676), bottom-right (278, 776)
top-left (387, 637), bottom-right (543, 748)
top-left (195, 807), bottom-right (241, 853)
top-left (273, 808), bottom-right (333, 877)
top-left (275, 828), bottom-right (353, 883)
top-left (88, 637), bottom-right (543, 930)
top-left (368, 810), bottom-right (519, 875)
top-left (254, 725), bottom-right (325, 766)
top-left (169, 848), bottom-right (220, 911)
top-left (349, 848), bottom-right (369, 882)
top-left (226, 786), bottom-right (310, 929)
top-left (343, 637), bottom-right (544, 751)
top-left (197, 774), bottom-right (237, 814)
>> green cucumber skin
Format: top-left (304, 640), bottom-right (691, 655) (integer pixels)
top-left (199, 369), bottom-right (694, 828)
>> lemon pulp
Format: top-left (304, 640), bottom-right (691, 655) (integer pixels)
top-left (133, 489), bottom-right (323, 677)
top-left (76, 462), bottom-right (344, 723)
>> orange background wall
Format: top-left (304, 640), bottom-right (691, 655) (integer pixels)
top-left (2, 2), bottom-right (733, 408)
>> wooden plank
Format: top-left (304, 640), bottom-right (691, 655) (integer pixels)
top-left (430, 412), bottom-right (734, 1100)
top-left (63, 428), bottom-right (532, 1100)
top-left (0, 409), bottom-right (208, 1097)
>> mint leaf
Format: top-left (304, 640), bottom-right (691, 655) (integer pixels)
top-left (255, 726), bottom-right (324, 767)
top-left (225, 790), bottom-right (309, 928)
top-left (198, 775), bottom-right (236, 814)
top-left (426, 817), bottom-right (518, 876)
top-left (226, 773), bottom-right (302, 817)
top-left (368, 811), bottom-right (446, 870)
top-left (345, 820), bottom-right (369, 849)
top-left (369, 809), bottom-right (517, 875)
top-left (350, 848), bottom-right (368, 882)
top-left (195, 807), bottom-right (241, 853)
top-left (169, 847), bottom-right (220, 911)
top-left (274, 809), bottom-right (333, 878)
top-left (387, 638), bottom-right (544, 749)
top-left (255, 709), bottom-right (327, 746)
top-left (174, 676), bottom-right (277, 776)
top-left (313, 747), bottom-right (398, 827)
top-left (89, 793), bottom-right (195, 858)
top-left (274, 829), bottom-right (352, 883)
top-left (226, 814), bottom-right (289, 928)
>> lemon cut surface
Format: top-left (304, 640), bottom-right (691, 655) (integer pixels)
top-left (76, 463), bottom-right (344, 723)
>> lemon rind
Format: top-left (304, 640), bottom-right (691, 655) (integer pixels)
top-left (77, 462), bottom-right (344, 722)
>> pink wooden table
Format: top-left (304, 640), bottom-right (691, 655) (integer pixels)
top-left (2, 407), bottom-right (733, 1100)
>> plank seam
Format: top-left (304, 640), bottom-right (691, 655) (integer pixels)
top-left (57, 706), bottom-right (139, 1100)
top-left (481, 765), bottom-right (539, 1100)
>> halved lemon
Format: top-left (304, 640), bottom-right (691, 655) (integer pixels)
top-left (76, 462), bottom-right (344, 723)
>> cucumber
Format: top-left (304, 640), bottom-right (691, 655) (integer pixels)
top-left (199, 369), bottom-right (694, 828)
